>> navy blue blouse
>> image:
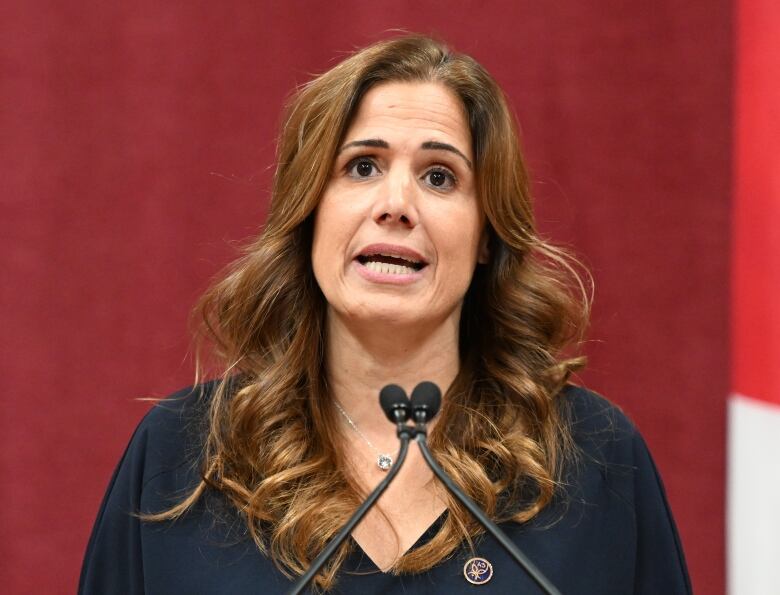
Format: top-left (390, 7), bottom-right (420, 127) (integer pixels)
top-left (79, 383), bottom-right (691, 594)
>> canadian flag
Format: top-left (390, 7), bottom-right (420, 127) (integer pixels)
top-left (727, 1), bottom-right (780, 593)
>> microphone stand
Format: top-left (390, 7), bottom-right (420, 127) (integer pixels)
top-left (414, 428), bottom-right (562, 595)
top-left (287, 426), bottom-right (413, 595)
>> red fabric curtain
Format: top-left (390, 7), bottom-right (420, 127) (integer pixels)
top-left (2, 2), bottom-right (730, 592)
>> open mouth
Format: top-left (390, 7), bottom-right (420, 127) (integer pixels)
top-left (356, 253), bottom-right (427, 275)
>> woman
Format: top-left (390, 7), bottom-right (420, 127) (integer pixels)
top-left (80, 35), bottom-right (691, 593)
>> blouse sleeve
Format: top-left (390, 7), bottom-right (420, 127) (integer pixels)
top-left (78, 422), bottom-right (149, 594)
top-left (78, 382), bottom-right (219, 594)
top-left (631, 430), bottom-right (692, 594)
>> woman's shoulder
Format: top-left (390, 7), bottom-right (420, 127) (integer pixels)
top-left (120, 378), bottom-right (228, 488)
top-left (559, 383), bottom-right (634, 428)
top-left (531, 386), bottom-right (692, 593)
top-left (136, 380), bottom-right (215, 441)
top-left (138, 380), bottom-right (216, 436)
top-left (80, 378), bottom-right (233, 593)
top-left (557, 383), bottom-right (641, 466)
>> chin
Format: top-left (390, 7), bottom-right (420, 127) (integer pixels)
top-left (350, 305), bottom-right (422, 327)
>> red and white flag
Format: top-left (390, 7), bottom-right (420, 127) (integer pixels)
top-left (728, 1), bottom-right (780, 593)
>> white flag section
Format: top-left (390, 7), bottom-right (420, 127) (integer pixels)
top-left (728, 395), bottom-right (780, 594)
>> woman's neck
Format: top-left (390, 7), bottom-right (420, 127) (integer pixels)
top-left (324, 311), bottom-right (460, 434)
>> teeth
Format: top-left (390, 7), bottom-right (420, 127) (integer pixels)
top-left (364, 261), bottom-right (417, 275)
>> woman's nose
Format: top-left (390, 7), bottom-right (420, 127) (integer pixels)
top-left (370, 172), bottom-right (419, 228)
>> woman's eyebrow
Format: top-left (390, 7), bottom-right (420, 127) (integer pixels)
top-left (338, 138), bottom-right (472, 170)
top-left (339, 138), bottom-right (389, 152)
top-left (421, 141), bottom-right (472, 169)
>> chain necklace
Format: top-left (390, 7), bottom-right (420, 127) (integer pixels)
top-left (333, 400), bottom-right (393, 471)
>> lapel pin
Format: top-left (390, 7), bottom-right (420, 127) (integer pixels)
top-left (463, 557), bottom-right (493, 585)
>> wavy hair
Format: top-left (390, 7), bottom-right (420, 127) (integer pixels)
top-left (150, 34), bottom-right (590, 590)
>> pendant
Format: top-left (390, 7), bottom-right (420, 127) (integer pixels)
top-left (377, 454), bottom-right (393, 471)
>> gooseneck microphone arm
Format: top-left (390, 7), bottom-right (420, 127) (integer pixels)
top-left (410, 382), bottom-right (562, 595)
top-left (288, 385), bottom-right (413, 595)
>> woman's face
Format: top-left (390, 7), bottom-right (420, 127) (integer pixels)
top-left (311, 81), bottom-right (487, 331)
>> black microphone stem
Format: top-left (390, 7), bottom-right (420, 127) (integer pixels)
top-left (415, 432), bottom-right (562, 595)
top-left (288, 433), bottom-right (411, 595)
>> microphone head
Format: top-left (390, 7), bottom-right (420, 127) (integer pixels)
top-left (379, 384), bottom-right (411, 424)
top-left (410, 381), bottom-right (442, 422)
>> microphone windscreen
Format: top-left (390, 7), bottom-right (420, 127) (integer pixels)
top-left (410, 381), bottom-right (442, 420)
top-left (379, 384), bottom-right (409, 423)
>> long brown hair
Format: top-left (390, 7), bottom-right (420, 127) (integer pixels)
top-left (150, 34), bottom-right (590, 590)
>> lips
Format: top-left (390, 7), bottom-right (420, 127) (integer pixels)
top-left (355, 243), bottom-right (428, 272)
top-left (354, 244), bottom-right (428, 282)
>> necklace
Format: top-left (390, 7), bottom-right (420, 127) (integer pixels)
top-left (333, 400), bottom-right (394, 471)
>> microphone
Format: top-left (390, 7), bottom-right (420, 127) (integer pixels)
top-left (408, 381), bottom-right (441, 429)
top-left (380, 383), bottom-right (413, 430)
top-left (287, 385), bottom-right (413, 595)
top-left (410, 382), bottom-right (562, 595)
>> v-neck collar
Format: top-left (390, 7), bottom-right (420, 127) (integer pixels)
top-left (345, 509), bottom-right (450, 574)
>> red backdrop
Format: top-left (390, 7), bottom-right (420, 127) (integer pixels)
top-left (2, 2), bottom-right (731, 593)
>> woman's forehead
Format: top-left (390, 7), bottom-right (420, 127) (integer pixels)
top-left (343, 81), bottom-right (472, 160)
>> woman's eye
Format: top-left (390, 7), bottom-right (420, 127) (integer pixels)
top-left (423, 167), bottom-right (456, 190)
top-left (346, 158), bottom-right (380, 178)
